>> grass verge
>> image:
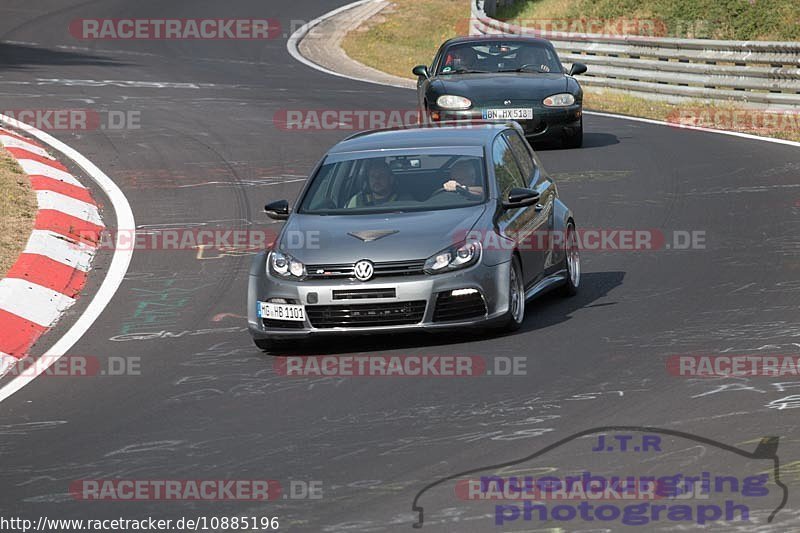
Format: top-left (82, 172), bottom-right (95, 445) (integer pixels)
top-left (341, 0), bottom-right (800, 143)
top-left (0, 149), bottom-right (36, 278)
top-left (341, 0), bottom-right (466, 81)
top-left (496, 0), bottom-right (800, 40)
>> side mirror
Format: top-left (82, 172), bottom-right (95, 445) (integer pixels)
top-left (412, 65), bottom-right (430, 79)
top-left (569, 62), bottom-right (587, 76)
top-left (265, 199), bottom-right (290, 220)
top-left (502, 188), bottom-right (540, 210)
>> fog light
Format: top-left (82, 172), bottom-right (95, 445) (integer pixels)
top-left (451, 288), bottom-right (478, 297)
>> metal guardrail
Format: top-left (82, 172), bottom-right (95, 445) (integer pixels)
top-left (470, 0), bottom-right (800, 106)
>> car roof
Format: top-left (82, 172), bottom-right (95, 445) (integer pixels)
top-left (440, 34), bottom-right (554, 48)
top-left (329, 121), bottom-right (517, 154)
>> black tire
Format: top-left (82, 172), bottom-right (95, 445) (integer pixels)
top-left (560, 222), bottom-right (580, 296)
top-left (564, 118), bottom-right (583, 149)
top-left (501, 255), bottom-right (526, 332)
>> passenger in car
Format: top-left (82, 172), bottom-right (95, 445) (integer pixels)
top-left (516, 45), bottom-right (552, 72)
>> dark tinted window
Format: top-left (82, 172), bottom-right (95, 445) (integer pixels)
top-left (492, 136), bottom-right (526, 198)
top-left (299, 153), bottom-right (487, 215)
top-left (438, 41), bottom-right (562, 75)
top-left (504, 131), bottom-right (535, 183)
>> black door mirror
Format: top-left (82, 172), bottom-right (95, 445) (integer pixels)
top-left (503, 188), bottom-right (540, 209)
top-left (412, 65), bottom-right (430, 79)
top-left (265, 199), bottom-right (290, 220)
top-left (569, 62), bottom-right (587, 76)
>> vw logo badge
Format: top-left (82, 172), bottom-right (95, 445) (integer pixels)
top-left (504, 99), bottom-right (512, 106)
top-left (354, 260), bottom-right (374, 282)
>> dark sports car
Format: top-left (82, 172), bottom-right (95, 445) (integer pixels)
top-left (413, 35), bottom-right (587, 148)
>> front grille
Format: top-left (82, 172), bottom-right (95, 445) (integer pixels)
top-left (332, 288), bottom-right (396, 300)
top-left (262, 318), bottom-right (305, 329)
top-left (307, 301), bottom-right (426, 328)
top-left (433, 291), bottom-right (487, 322)
top-left (306, 259), bottom-right (425, 280)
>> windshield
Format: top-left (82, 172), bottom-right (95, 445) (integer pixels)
top-left (298, 153), bottom-right (487, 215)
top-left (438, 41), bottom-right (562, 75)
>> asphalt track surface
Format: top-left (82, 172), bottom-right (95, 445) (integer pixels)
top-left (1, 1), bottom-right (800, 531)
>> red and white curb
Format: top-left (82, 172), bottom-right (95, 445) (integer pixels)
top-left (0, 127), bottom-right (104, 374)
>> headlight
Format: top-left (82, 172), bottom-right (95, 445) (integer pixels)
top-left (269, 250), bottom-right (306, 279)
top-left (424, 241), bottom-right (481, 274)
top-left (543, 93), bottom-right (575, 107)
top-left (436, 95), bottom-right (472, 110)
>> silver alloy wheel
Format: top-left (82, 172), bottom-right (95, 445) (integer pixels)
top-left (567, 225), bottom-right (580, 287)
top-left (509, 259), bottom-right (525, 323)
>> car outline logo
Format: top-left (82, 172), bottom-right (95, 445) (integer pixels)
top-left (410, 425), bottom-right (788, 528)
top-left (353, 260), bottom-right (374, 281)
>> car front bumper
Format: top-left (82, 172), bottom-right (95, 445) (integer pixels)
top-left (429, 104), bottom-right (582, 140)
top-left (248, 260), bottom-right (512, 340)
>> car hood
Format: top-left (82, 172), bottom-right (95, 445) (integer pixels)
top-left (433, 73), bottom-right (568, 102)
top-left (278, 205), bottom-right (487, 264)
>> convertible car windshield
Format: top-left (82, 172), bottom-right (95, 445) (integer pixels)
top-left (298, 152), bottom-right (488, 215)
top-left (438, 41), bottom-right (562, 75)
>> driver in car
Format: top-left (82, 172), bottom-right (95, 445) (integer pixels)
top-left (346, 160), bottom-right (411, 208)
top-left (443, 46), bottom-right (478, 72)
top-left (442, 160), bottom-right (484, 198)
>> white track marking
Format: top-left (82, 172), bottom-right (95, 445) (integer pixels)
top-left (286, 0), bottom-right (800, 149)
top-left (0, 278), bottom-right (76, 328)
top-left (36, 190), bottom-right (102, 225)
top-left (585, 110), bottom-right (800, 148)
top-left (0, 113), bottom-right (135, 403)
top-left (17, 159), bottom-right (84, 187)
top-left (286, 0), bottom-right (404, 87)
top-left (0, 135), bottom-right (54, 158)
top-left (0, 353), bottom-right (16, 378)
top-left (22, 230), bottom-right (96, 271)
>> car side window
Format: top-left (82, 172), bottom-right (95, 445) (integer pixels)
top-left (492, 136), bottom-right (526, 199)
top-left (503, 131), bottom-right (536, 185)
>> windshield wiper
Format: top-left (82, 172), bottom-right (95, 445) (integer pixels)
top-left (498, 65), bottom-right (551, 74)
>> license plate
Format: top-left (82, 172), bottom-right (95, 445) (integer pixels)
top-left (259, 302), bottom-right (305, 321)
top-left (482, 108), bottom-right (533, 120)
